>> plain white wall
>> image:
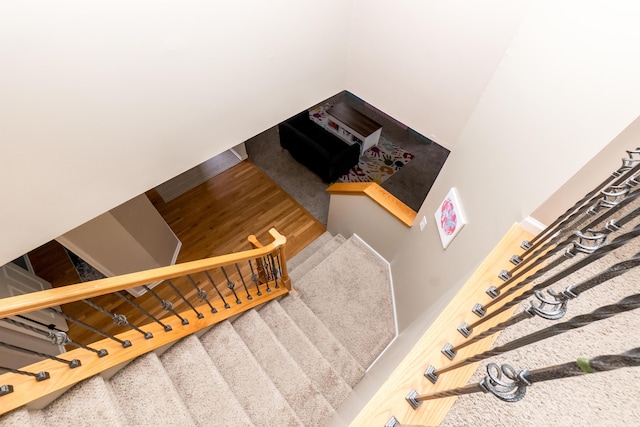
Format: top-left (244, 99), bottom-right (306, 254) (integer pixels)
top-left (344, 0), bottom-right (640, 329)
top-left (345, 0), bottom-right (527, 149)
top-left (0, 0), bottom-right (353, 266)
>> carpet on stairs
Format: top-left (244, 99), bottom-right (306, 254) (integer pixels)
top-left (232, 310), bottom-right (334, 427)
top-left (199, 320), bottom-right (304, 427)
top-left (0, 232), bottom-right (397, 427)
top-left (294, 236), bottom-right (396, 368)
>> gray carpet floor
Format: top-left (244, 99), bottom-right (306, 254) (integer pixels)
top-left (245, 91), bottom-right (450, 225)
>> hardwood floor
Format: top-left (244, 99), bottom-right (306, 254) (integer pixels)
top-left (28, 160), bottom-right (326, 345)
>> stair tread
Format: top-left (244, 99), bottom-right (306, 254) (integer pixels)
top-left (295, 236), bottom-right (395, 368)
top-left (290, 234), bottom-right (346, 283)
top-left (109, 352), bottom-right (195, 426)
top-left (159, 335), bottom-right (255, 426)
top-left (287, 231), bottom-right (334, 272)
top-left (258, 299), bottom-right (353, 408)
top-left (233, 309), bottom-right (335, 427)
top-left (29, 375), bottom-right (123, 427)
top-left (279, 294), bottom-right (365, 387)
top-left (200, 320), bottom-right (304, 427)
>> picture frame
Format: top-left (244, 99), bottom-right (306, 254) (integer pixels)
top-left (434, 187), bottom-right (466, 249)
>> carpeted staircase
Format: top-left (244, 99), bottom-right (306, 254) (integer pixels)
top-left (0, 233), bottom-right (395, 426)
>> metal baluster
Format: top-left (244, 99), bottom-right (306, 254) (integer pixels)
top-left (114, 292), bottom-right (172, 332)
top-left (489, 190), bottom-right (639, 296)
top-left (408, 346), bottom-right (640, 408)
top-left (204, 271), bottom-right (230, 309)
top-left (142, 285), bottom-right (189, 325)
top-left (459, 230), bottom-right (640, 337)
top-left (47, 308), bottom-right (132, 348)
top-left (235, 263), bottom-right (252, 300)
top-left (186, 275), bottom-right (217, 313)
top-left (427, 292), bottom-right (640, 383)
top-left (248, 260), bottom-right (262, 296)
top-left (262, 256), bottom-right (273, 281)
top-left (0, 366), bottom-right (49, 382)
top-left (520, 151), bottom-right (640, 251)
top-left (269, 254), bottom-right (280, 289)
top-left (15, 314), bottom-right (57, 331)
top-left (82, 299), bottom-right (153, 339)
top-left (221, 266), bottom-right (241, 304)
top-left (1, 318), bottom-right (107, 357)
top-left (165, 279), bottom-right (204, 319)
top-left (261, 257), bottom-right (272, 292)
top-left (0, 342), bottom-right (80, 368)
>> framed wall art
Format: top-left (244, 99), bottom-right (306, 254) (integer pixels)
top-left (434, 187), bottom-right (467, 249)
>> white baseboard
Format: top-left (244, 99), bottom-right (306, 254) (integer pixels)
top-left (519, 216), bottom-right (546, 235)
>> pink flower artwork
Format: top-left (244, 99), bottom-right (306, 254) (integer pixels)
top-left (434, 188), bottom-right (466, 249)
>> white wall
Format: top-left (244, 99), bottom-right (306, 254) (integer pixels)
top-left (0, 0), bottom-right (353, 266)
top-left (345, 0), bottom-right (640, 329)
top-left (345, 0), bottom-right (527, 149)
top-left (329, 2), bottom-right (640, 423)
top-left (532, 115), bottom-right (640, 225)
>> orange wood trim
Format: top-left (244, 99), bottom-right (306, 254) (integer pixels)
top-left (0, 228), bottom-right (287, 319)
top-left (326, 183), bottom-right (417, 227)
top-left (350, 224), bottom-right (534, 426)
top-left (0, 285), bottom-right (289, 416)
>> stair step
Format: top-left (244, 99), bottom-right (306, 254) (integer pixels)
top-left (295, 236), bottom-right (395, 368)
top-left (258, 299), bottom-right (353, 408)
top-left (233, 309), bottom-right (335, 427)
top-left (28, 375), bottom-right (123, 427)
top-left (109, 352), bottom-right (195, 426)
top-left (290, 234), bottom-right (346, 283)
top-left (279, 294), bottom-right (365, 387)
top-left (287, 231), bottom-right (334, 272)
top-left (200, 320), bottom-right (304, 427)
top-left (159, 335), bottom-right (255, 426)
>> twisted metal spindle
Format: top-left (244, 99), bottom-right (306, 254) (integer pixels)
top-left (248, 260), bottom-right (262, 296)
top-left (1, 318), bottom-right (107, 357)
top-left (487, 193), bottom-right (639, 297)
top-left (520, 152), bottom-right (640, 251)
top-left (165, 279), bottom-right (204, 319)
top-left (0, 366), bottom-right (49, 382)
top-left (204, 271), bottom-right (230, 309)
top-left (269, 254), bottom-right (280, 289)
top-left (235, 263), bottom-right (252, 300)
top-left (82, 299), bottom-right (153, 339)
top-left (461, 237), bottom-right (640, 337)
top-left (0, 342), bottom-right (80, 368)
top-left (47, 307), bottom-right (132, 348)
top-left (221, 266), bottom-right (241, 304)
top-left (115, 291), bottom-right (172, 332)
top-left (408, 346), bottom-right (640, 408)
top-left (449, 252), bottom-right (640, 356)
top-left (427, 293), bottom-right (640, 383)
top-left (186, 275), bottom-right (217, 313)
top-left (142, 285), bottom-right (189, 325)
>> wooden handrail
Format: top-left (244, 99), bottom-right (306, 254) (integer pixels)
top-left (326, 182), bottom-right (416, 227)
top-left (0, 228), bottom-right (287, 319)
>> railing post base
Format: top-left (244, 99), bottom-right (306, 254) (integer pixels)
top-left (405, 390), bottom-right (421, 410)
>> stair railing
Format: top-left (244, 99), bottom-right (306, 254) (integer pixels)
top-left (0, 228), bottom-right (290, 416)
top-left (356, 148), bottom-right (640, 426)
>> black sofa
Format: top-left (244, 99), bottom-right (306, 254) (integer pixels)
top-left (278, 111), bottom-right (361, 183)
